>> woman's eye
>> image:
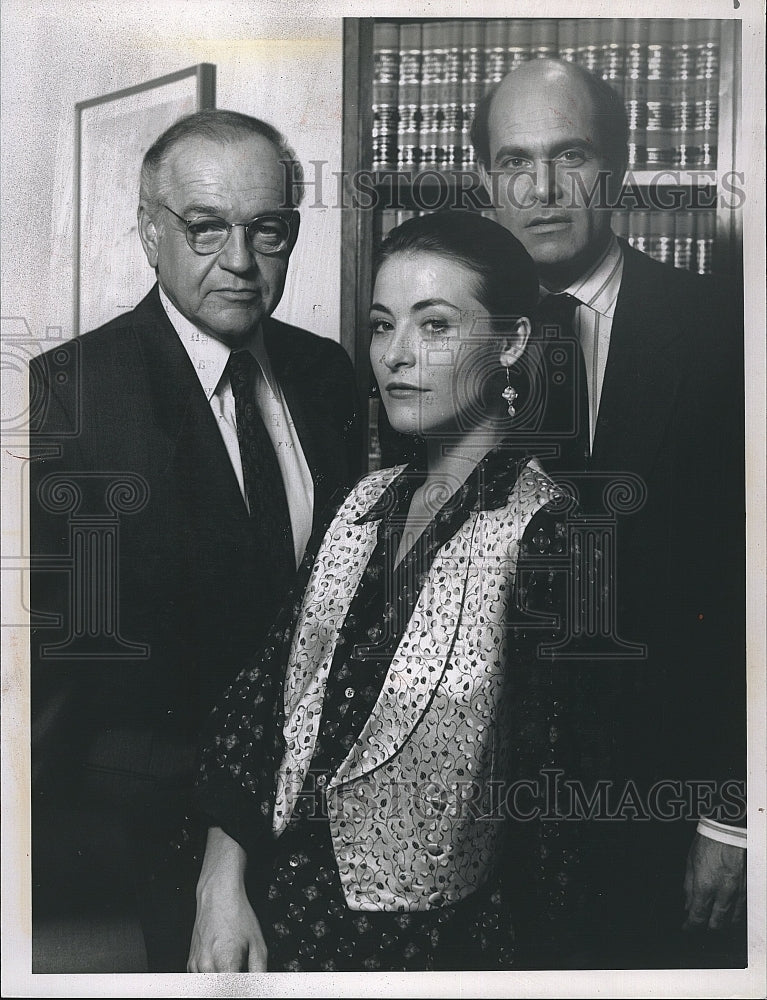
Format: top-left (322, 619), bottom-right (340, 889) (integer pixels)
top-left (423, 319), bottom-right (450, 335)
top-left (370, 318), bottom-right (392, 336)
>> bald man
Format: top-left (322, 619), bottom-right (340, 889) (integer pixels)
top-left (472, 59), bottom-right (746, 968)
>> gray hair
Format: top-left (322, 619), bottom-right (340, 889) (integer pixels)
top-left (139, 109), bottom-right (304, 210)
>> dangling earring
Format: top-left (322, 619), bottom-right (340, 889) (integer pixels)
top-left (502, 366), bottom-right (518, 417)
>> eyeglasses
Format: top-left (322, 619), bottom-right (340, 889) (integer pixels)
top-left (162, 204), bottom-right (295, 256)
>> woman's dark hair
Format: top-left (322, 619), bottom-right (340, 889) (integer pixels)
top-left (374, 210), bottom-right (538, 329)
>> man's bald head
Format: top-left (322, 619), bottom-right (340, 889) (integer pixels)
top-left (473, 59), bottom-right (628, 289)
top-left (472, 58), bottom-right (628, 181)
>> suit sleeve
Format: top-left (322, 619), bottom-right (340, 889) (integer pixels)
top-left (193, 485), bottom-right (351, 858)
top-left (29, 347), bottom-right (90, 796)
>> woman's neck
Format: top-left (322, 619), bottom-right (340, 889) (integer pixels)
top-left (393, 423), bottom-right (505, 569)
top-left (424, 421), bottom-right (505, 487)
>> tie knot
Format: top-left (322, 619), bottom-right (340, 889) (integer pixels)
top-left (226, 349), bottom-right (258, 393)
top-left (539, 293), bottom-right (580, 329)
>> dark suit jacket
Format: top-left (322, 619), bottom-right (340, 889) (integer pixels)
top-left (588, 241), bottom-right (745, 786)
top-left (560, 241), bottom-right (746, 965)
top-left (29, 285), bottom-right (361, 953)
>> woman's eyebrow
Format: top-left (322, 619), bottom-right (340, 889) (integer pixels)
top-left (411, 297), bottom-right (460, 312)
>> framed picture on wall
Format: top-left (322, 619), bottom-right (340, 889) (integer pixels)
top-left (75, 63), bottom-right (216, 335)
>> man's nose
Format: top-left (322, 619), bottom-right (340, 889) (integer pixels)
top-left (382, 326), bottom-right (417, 371)
top-left (217, 225), bottom-right (256, 273)
top-left (532, 159), bottom-right (561, 205)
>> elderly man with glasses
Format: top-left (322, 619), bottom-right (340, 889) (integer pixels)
top-left (29, 110), bottom-right (361, 972)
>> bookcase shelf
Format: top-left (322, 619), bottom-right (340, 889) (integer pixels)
top-left (629, 170), bottom-right (719, 185)
top-left (340, 17), bottom-right (742, 470)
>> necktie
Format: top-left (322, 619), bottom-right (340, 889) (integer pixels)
top-left (538, 293), bottom-right (591, 468)
top-left (226, 349), bottom-right (295, 576)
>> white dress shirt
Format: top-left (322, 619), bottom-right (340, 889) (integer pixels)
top-left (159, 288), bottom-right (314, 569)
top-left (541, 233), bottom-right (624, 450)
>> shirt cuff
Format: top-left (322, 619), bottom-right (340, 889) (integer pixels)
top-left (697, 817), bottom-right (747, 848)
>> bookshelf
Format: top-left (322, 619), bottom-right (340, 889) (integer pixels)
top-left (340, 18), bottom-right (743, 469)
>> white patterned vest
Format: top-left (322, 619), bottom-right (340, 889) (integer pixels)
top-left (274, 459), bottom-right (561, 911)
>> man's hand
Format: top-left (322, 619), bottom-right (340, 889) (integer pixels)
top-left (187, 827), bottom-right (268, 972)
top-left (682, 832), bottom-right (746, 931)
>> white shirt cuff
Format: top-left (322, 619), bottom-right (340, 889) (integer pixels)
top-left (697, 817), bottom-right (747, 848)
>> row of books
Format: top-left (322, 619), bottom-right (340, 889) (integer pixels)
top-left (374, 207), bottom-right (718, 276)
top-left (372, 19), bottom-right (721, 174)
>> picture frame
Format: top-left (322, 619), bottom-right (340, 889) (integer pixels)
top-left (74, 63), bottom-right (216, 335)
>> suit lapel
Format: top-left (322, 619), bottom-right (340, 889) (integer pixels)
top-left (592, 243), bottom-right (688, 483)
top-left (131, 285), bottom-right (248, 519)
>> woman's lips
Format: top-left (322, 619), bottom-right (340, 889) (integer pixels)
top-left (386, 383), bottom-right (427, 398)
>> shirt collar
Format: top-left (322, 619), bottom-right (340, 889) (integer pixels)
top-left (158, 285), bottom-right (280, 399)
top-left (539, 233), bottom-right (624, 319)
top-left (357, 443), bottom-right (530, 525)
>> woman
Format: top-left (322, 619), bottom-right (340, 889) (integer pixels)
top-left (188, 212), bottom-right (587, 973)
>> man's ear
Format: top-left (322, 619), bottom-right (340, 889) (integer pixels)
top-left (138, 204), bottom-right (160, 269)
top-left (499, 316), bottom-right (532, 368)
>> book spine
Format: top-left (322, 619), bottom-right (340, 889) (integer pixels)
top-left (673, 209), bottom-right (695, 270)
top-left (505, 19), bottom-right (531, 73)
top-left (438, 20), bottom-right (462, 172)
top-left (557, 19), bottom-right (578, 64)
top-left (625, 20), bottom-right (648, 170)
top-left (530, 18), bottom-right (557, 60)
top-left (628, 207), bottom-right (650, 255)
top-left (645, 19), bottom-right (674, 170)
top-left (461, 20), bottom-right (484, 170)
top-left (576, 18), bottom-right (602, 76)
top-left (695, 209), bottom-right (715, 275)
top-left (419, 22), bottom-right (445, 171)
top-left (397, 24), bottom-right (422, 172)
top-left (600, 19), bottom-right (626, 99)
top-left (372, 22), bottom-right (399, 172)
top-left (671, 20), bottom-right (696, 169)
top-left (693, 21), bottom-right (720, 169)
top-left (611, 207), bottom-right (631, 243)
top-left (483, 19), bottom-right (509, 84)
top-left (648, 209), bottom-right (674, 266)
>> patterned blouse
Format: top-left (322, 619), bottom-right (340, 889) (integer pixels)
top-left (196, 445), bottom-right (595, 971)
